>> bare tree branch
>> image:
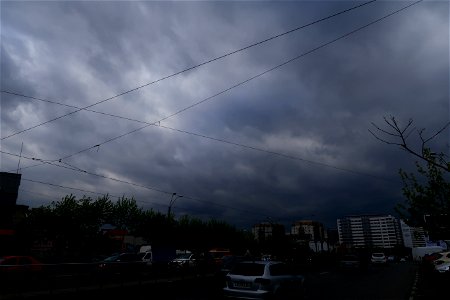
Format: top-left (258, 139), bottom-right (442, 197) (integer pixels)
top-left (370, 116), bottom-right (449, 172)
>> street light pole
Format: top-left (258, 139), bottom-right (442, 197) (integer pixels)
top-left (168, 193), bottom-right (183, 219)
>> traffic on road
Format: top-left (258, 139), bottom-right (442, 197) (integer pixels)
top-left (2, 253), bottom-right (442, 300)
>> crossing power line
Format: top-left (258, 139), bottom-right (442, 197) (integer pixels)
top-left (2, 150), bottom-right (275, 220)
top-left (1, 0), bottom-right (422, 182)
top-left (0, 0), bottom-right (378, 141)
top-left (1, 1), bottom-right (423, 225)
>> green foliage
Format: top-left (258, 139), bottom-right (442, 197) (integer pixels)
top-left (24, 194), bottom-right (254, 260)
top-left (396, 149), bottom-right (450, 240)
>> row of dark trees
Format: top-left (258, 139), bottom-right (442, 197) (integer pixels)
top-left (9, 117), bottom-right (449, 262)
top-left (10, 195), bottom-right (260, 262)
top-left (9, 194), bottom-right (320, 264)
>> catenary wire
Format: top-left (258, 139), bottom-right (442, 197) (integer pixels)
top-left (1, 1), bottom-right (421, 223)
top-left (1, 1), bottom-right (422, 181)
top-left (2, 150), bottom-right (274, 219)
top-left (20, 179), bottom-right (183, 211)
top-left (18, 186), bottom-right (268, 227)
top-left (0, 0), bottom-right (378, 141)
top-left (2, 92), bottom-right (398, 182)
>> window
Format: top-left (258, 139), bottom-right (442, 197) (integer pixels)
top-left (230, 263), bottom-right (265, 276)
top-left (270, 263), bottom-right (291, 276)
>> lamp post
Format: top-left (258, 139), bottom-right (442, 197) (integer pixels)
top-left (167, 193), bottom-right (183, 219)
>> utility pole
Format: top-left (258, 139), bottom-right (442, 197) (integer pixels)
top-left (168, 193), bottom-right (183, 219)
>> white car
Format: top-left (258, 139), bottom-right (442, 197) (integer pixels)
top-left (371, 253), bottom-right (387, 264)
top-left (433, 251), bottom-right (450, 273)
top-left (223, 260), bottom-right (305, 299)
top-left (434, 260), bottom-right (450, 273)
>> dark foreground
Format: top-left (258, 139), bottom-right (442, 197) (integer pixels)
top-left (0, 261), bottom-right (446, 300)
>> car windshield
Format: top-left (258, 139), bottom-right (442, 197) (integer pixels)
top-left (373, 253), bottom-right (385, 258)
top-left (230, 263), bottom-right (265, 276)
top-left (177, 253), bottom-right (192, 259)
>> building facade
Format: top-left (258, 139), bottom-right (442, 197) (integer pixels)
top-left (337, 215), bottom-right (403, 249)
top-left (400, 220), bottom-right (426, 248)
top-left (252, 222), bottom-right (285, 242)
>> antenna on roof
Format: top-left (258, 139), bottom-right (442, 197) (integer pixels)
top-left (16, 141), bottom-right (23, 174)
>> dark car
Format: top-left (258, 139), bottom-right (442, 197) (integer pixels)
top-left (0, 255), bottom-right (44, 284)
top-left (169, 251), bottom-right (215, 274)
top-left (218, 255), bottom-right (246, 274)
top-left (339, 254), bottom-right (361, 269)
top-left (0, 255), bottom-right (43, 274)
top-left (97, 253), bottom-right (146, 274)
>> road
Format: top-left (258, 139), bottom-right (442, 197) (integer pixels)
top-left (0, 262), bottom-right (419, 300)
top-left (304, 262), bottom-right (418, 300)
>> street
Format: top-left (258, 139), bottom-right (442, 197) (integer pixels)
top-left (0, 262), bottom-right (421, 300)
top-left (304, 262), bottom-right (417, 300)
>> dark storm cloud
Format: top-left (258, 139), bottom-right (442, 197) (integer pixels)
top-left (1, 1), bottom-right (448, 230)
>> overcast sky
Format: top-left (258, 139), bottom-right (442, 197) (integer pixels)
top-left (1, 0), bottom-right (448, 230)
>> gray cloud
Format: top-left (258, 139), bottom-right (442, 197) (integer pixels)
top-left (1, 1), bottom-right (448, 230)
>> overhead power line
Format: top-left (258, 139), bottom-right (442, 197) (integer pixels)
top-left (2, 91), bottom-right (396, 181)
top-left (60, 0), bottom-right (421, 158)
top-left (1, 150), bottom-right (169, 194)
top-left (22, 178), bottom-right (120, 198)
top-left (1, 150), bottom-right (274, 219)
top-left (0, 0), bottom-right (378, 141)
top-left (1, 0), bottom-right (421, 223)
top-left (1, 0), bottom-right (421, 181)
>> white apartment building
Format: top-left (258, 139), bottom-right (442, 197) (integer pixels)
top-left (337, 215), bottom-right (403, 249)
top-left (400, 220), bottom-right (426, 248)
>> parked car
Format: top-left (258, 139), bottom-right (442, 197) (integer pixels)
top-left (387, 255), bottom-right (396, 262)
top-left (371, 253), bottom-right (387, 265)
top-left (209, 248), bottom-right (232, 267)
top-left (432, 251), bottom-right (450, 274)
top-left (223, 260), bottom-right (305, 299)
top-left (168, 251), bottom-right (214, 273)
top-left (423, 251), bottom-right (446, 263)
top-left (169, 252), bottom-right (198, 270)
top-left (339, 254), bottom-right (361, 269)
top-left (215, 255), bottom-right (246, 281)
top-left (0, 255), bottom-right (44, 283)
top-left (434, 260), bottom-right (450, 274)
top-left (0, 255), bottom-right (43, 274)
top-left (97, 252), bottom-right (146, 274)
top-left (137, 251), bottom-right (152, 266)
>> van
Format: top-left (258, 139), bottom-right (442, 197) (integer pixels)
top-left (138, 244), bottom-right (176, 268)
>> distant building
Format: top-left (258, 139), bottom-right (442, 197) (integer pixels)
top-left (337, 214), bottom-right (403, 249)
top-left (291, 220), bottom-right (329, 252)
top-left (0, 172), bottom-right (22, 228)
top-left (0, 172), bottom-right (27, 255)
top-left (291, 220), bottom-right (326, 240)
top-left (0, 172), bottom-right (21, 204)
top-left (400, 220), bottom-right (426, 248)
top-left (326, 228), bottom-right (339, 249)
top-left (252, 222), bottom-right (285, 242)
